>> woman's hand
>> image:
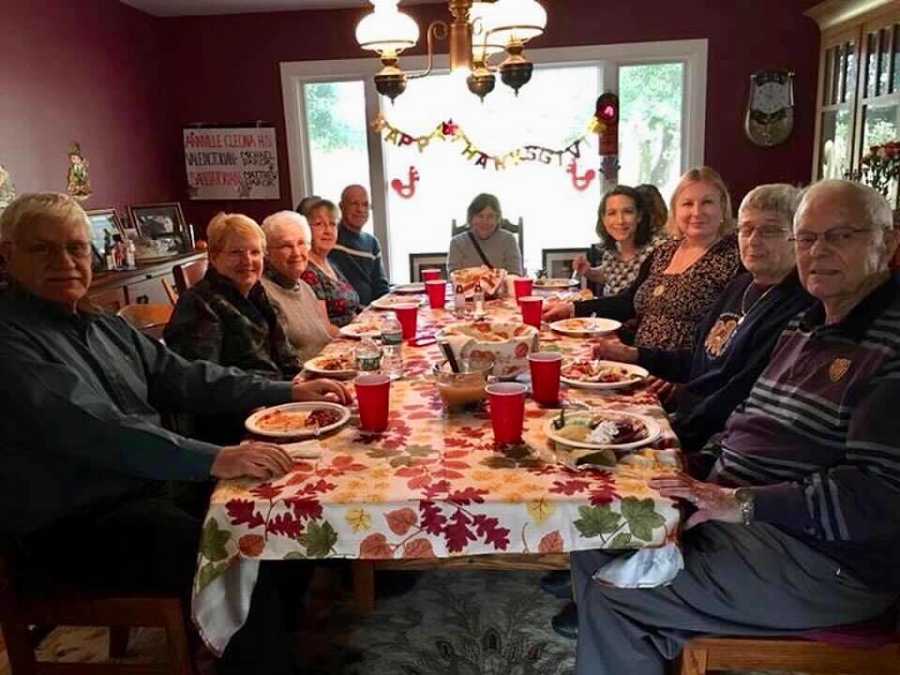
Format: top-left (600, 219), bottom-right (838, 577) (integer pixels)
top-left (292, 377), bottom-right (353, 405)
top-left (649, 472), bottom-right (742, 529)
top-left (592, 336), bottom-right (638, 363)
top-left (573, 255), bottom-right (591, 276)
top-left (645, 376), bottom-right (677, 405)
top-left (211, 441), bottom-right (293, 480)
top-left (542, 301), bottom-right (575, 322)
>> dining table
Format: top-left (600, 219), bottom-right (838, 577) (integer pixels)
top-left (191, 288), bottom-right (683, 655)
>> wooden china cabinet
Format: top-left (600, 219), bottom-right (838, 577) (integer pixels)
top-left (88, 251), bottom-right (206, 312)
top-left (808, 0), bottom-right (900, 208)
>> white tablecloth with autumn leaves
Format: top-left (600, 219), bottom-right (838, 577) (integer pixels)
top-left (192, 295), bottom-right (682, 654)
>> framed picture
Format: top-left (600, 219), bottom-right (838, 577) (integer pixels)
top-left (541, 248), bottom-right (585, 279)
top-left (129, 202), bottom-right (187, 251)
top-left (409, 252), bottom-right (448, 283)
top-left (85, 208), bottom-right (125, 269)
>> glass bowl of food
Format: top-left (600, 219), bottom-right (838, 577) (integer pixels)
top-left (432, 355), bottom-right (494, 413)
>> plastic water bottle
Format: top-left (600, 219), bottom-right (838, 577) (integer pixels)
top-left (454, 283), bottom-right (467, 319)
top-left (473, 283), bottom-right (485, 316)
top-left (355, 338), bottom-right (382, 373)
top-left (380, 316), bottom-right (404, 380)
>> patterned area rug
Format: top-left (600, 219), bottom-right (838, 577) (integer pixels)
top-left (0, 569), bottom-right (803, 675)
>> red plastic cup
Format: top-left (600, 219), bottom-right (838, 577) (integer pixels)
top-left (355, 373), bottom-right (391, 433)
top-left (486, 382), bottom-right (527, 445)
top-left (425, 280), bottom-right (447, 309)
top-left (513, 277), bottom-right (534, 301)
top-left (421, 268), bottom-right (442, 282)
top-left (393, 303), bottom-right (419, 340)
top-left (528, 352), bottom-right (563, 406)
top-left (519, 295), bottom-right (543, 328)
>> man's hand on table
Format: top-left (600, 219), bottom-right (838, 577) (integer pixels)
top-left (292, 376), bottom-right (354, 405)
top-left (649, 472), bottom-right (742, 530)
top-left (592, 336), bottom-right (638, 363)
top-left (211, 442), bottom-right (293, 480)
top-left (542, 301), bottom-right (574, 322)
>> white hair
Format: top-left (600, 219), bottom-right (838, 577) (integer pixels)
top-left (795, 180), bottom-right (893, 230)
top-left (261, 210), bottom-right (311, 242)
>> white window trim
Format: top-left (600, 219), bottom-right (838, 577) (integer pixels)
top-left (281, 38), bottom-right (707, 277)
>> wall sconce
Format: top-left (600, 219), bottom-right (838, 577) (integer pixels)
top-left (355, 0), bottom-right (547, 103)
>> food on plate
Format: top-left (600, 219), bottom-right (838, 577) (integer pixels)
top-left (442, 322), bottom-right (535, 343)
top-left (451, 266), bottom-right (507, 297)
top-left (561, 359), bottom-right (641, 384)
top-left (373, 295), bottom-right (420, 307)
top-left (256, 407), bottom-right (342, 432)
top-left (342, 321), bottom-right (382, 337)
top-left (534, 278), bottom-right (576, 288)
top-left (544, 288), bottom-right (594, 303)
top-left (307, 354), bottom-right (355, 372)
top-left (554, 413), bottom-right (649, 445)
top-left (554, 318), bottom-right (596, 332)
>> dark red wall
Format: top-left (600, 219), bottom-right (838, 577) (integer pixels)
top-left (160, 0), bottom-right (822, 230)
top-left (0, 0), bottom-right (178, 221)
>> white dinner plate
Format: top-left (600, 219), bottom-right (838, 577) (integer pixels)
top-left (303, 354), bottom-right (357, 379)
top-left (245, 401), bottom-right (350, 439)
top-left (392, 283), bottom-right (426, 294)
top-left (560, 360), bottom-right (649, 390)
top-left (339, 322), bottom-right (383, 340)
top-left (370, 295), bottom-right (425, 310)
top-left (549, 317), bottom-right (622, 336)
top-left (544, 411), bottom-right (660, 451)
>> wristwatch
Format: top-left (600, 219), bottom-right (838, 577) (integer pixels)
top-left (733, 487), bottom-right (755, 526)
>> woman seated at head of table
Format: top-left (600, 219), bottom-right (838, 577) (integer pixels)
top-left (447, 192), bottom-right (524, 276)
top-left (572, 185), bottom-right (661, 297)
top-left (300, 199), bottom-right (362, 327)
top-left (260, 210), bottom-right (339, 362)
top-left (543, 166), bottom-right (742, 352)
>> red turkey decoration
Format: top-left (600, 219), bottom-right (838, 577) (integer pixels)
top-left (391, 166), bottom-right (420, 199)
top-left (567, 159), bottom-right (596, 191)
top-left (595, 93), bottom-right (619, 156)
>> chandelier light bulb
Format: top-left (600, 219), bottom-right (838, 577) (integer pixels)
top-left (490, 0), bottom-right (547, 47)
top-left (355, 0), bottom-right (420, 57)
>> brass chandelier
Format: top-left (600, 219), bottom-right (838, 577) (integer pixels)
top-left (355, 0), bottom-right (547, 102)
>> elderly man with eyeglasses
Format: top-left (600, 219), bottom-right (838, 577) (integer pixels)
top-left (571, 179), bottom-right (900, 675)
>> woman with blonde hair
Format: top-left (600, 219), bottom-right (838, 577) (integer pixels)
top-left (165, 212), bottom-right (301, 381)
top-left (544, 167), bottom-right (741, 352)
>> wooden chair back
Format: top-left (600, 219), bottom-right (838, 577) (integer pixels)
top-left (173, 258), bottom-right (208, 295)
top-left (0, 546), bottom-right (193, 675)
top-left (162, 277), bottom-right (179, 305)
top-left (116, 304), bottom-right (173, 341)
top-left (451, 217), bottom-right (525, 257)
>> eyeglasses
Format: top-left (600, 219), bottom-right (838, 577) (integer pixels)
top-left (19, 241), bottom-right (93, 259)
top-left (789, 227), bottom-right (875, 250)
top-left (737, 225), bottom-right (791, 240)
top-left (310, 221), bottom-right (337, 230)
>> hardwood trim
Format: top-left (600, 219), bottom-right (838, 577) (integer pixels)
top-left (806, 0), bottom-right (896, 33)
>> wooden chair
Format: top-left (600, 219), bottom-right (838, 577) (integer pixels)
top-left (172, 258), bottom-right (208, 295)
top-left (116, 304), bottom-right (174, 341)
top-left (451, 217), bottom-right (525, 257)
top-left (161, 278), bottom-right (179, 305)
top-left (0, 548), bottom-right (194, 675)
top-left (677, 622), bottom-right (900, 674)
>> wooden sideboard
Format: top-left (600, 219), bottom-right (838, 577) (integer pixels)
top-left (88, 251), bottom-right (207, 312)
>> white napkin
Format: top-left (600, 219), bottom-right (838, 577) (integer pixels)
top-left (281, 440), bottom-right (323, 459)
top-left (592, 542), bottom-right (683, 588)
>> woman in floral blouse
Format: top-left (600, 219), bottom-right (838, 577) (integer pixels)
top-left (301, 199), bottom-right (361, 327)
top-left (573, 185), bottom-right (661, 297)
top-left (544, 167), bottom-right (742, 352)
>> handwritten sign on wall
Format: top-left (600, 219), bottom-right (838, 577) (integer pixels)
top-left (183, 126), bottom-right (280, 200)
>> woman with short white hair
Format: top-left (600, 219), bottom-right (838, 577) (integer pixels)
top-left (260, 210), bottom-right (336, 361)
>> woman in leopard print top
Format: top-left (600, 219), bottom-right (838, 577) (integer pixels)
top-left (544, 167), bottom-right (742, 352)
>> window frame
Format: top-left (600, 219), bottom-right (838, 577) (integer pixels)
top-left (281, 38), bottom-right (708, 279)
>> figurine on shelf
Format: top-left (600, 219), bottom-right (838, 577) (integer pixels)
top-left (103, 231), bottom-right (117, 271)
top-left (65, 142), bottom-right (93, 202)
top-left (113, 234), bottom-right (128, 269)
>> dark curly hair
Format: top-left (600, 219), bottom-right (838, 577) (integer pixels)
top-left (595, 185), bottom-right (653, 250)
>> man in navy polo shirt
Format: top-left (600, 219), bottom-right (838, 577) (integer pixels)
top-left (572, 179), bottom-right (900, 675)
top-left (329, 184), bottom-right (390, 305)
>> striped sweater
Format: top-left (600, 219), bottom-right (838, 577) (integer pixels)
top-left (710, 275), bottom-right (900, 591)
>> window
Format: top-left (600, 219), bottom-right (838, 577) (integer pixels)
top-left (282, 40), bottom-right (707, 283)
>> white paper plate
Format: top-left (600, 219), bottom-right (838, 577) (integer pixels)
top-left (392, 283), bottom-right (426, 294)
top-left (560, 360), bottom-right (649, 390)
top-left (303, 354), bottom-right (357, 379)
top-left (245, 401), bottom-right (350, 439)
top-left (544, 411), bottom-right (660, 450)
top-left (371, 295), bottom-right (425, 310)
top-left (550, 317), bottom-right (622, 336)
top-left (339, 322), bottom-right (382, 340)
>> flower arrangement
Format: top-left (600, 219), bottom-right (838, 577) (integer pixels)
top-left (847, 140), bottom-right (900, 197)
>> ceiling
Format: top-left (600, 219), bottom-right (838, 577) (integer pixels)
top-left (120, 0), bottom-right (443, 17)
